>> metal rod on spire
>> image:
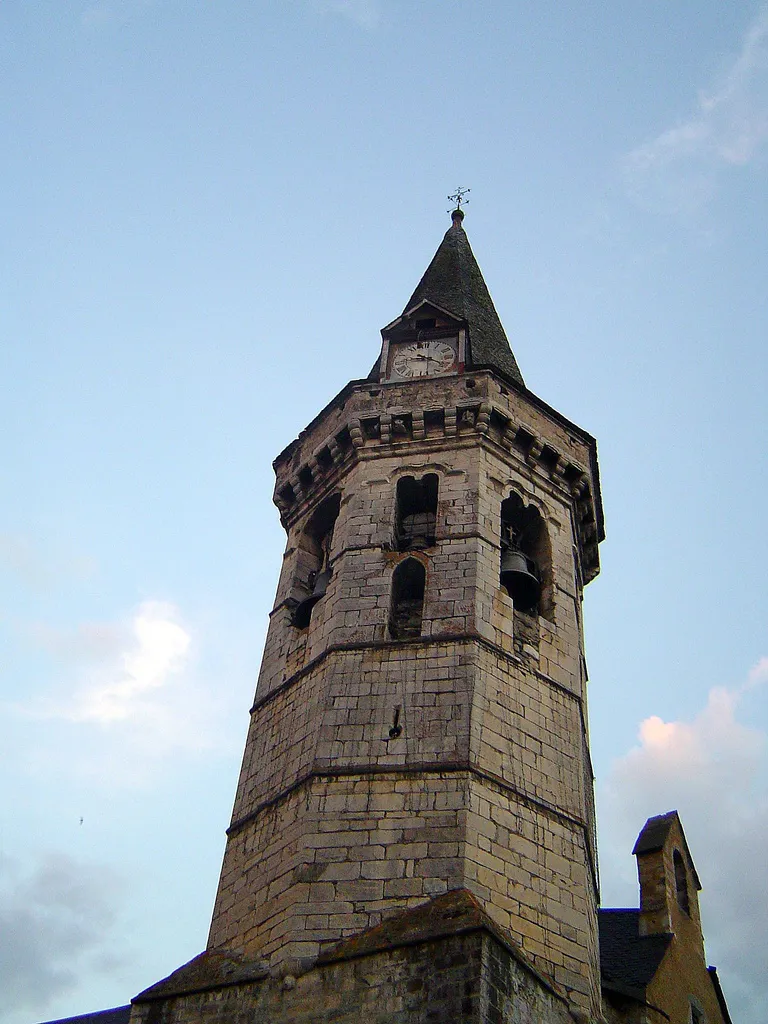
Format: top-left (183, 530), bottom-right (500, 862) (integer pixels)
top-left (447, 187), bottom-right (471, 213)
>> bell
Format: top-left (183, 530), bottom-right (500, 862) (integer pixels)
top-left (500, 548), bottom-right (540, 611)
top-left (293, 569), bottom-right (331, 628)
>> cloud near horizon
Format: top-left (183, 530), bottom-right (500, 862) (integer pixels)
top-left (0, 852), bottom-right (123, 1019)
top-left (598, 657), bottom-right (768, 1024)
top-left (624, 6), bottom-right (768, 213)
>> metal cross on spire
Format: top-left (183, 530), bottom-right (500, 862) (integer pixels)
top-left (447, 186), bottom-right (471, 213)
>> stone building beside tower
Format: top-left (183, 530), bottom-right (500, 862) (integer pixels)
top-left (43, 211), bottom-right (732, 1023)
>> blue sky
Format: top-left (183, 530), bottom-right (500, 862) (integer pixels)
top-left (1, 2), bottom-right (766, 1021)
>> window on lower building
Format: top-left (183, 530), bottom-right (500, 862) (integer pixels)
top-left (674, 849), bottom-right (690, 915)
top-left (690, 999), bottom-right (705, 1023)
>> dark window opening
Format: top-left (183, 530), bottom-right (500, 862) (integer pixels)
top-left (395, 474), bottom-right (438, 551)
top-left (298, 465), bottom-right (313, 489)
top-left (424, 409), bottom-right (445, 437)
top-left (279, 484), bottom-right (296, 508)
top-left (389, 558), bottom-right (426, 640)
top-left (562, 463), bottom-right (583, 487)
top-left (392, 414), bottom-right (412, 439)
top-left (335, 426), bottom-right (352, 452)
top-left (674, 850), bottom-right (690, 915)
top-left (293, 492), bottom-right (340, 629)
top-left (539, 445), bottom-right (559, 472)
top-left (316, 447), bottom-right (334, 472)
top-left (489, 408), bottom-right (509, 442)
top-left (500, 492), bottom-right (552, 618)
top-left (361, 417), bottom-right (381, 441)
top-left (512, 426), bottom-right (535, 455)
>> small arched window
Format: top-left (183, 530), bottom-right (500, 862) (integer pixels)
top-left (389, 558), bottom-right (426, 640)
top-left (674, 849), bottom-right (690, 915)
top-left (690, 1000), bottom-right (705, 1024)
top-left (293, 492), bottom-right (340, 629)
top-left (395, 474), bottom-right (438, 551)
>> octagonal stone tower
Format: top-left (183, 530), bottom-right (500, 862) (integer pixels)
top-left (207, 209), bottom-right (604, 1017)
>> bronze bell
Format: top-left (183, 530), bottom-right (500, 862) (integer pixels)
top-left (500, 547), bottom-right (540, 611)
top-left (293, 569), bottom-right (331, 628)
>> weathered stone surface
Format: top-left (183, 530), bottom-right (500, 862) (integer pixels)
top-left (132, 892), bottom-right (577, 1024)
top-left (206, 363), bottom-right (602, 1016)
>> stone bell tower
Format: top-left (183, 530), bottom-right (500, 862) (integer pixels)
top-left (200, 207), bottom-right (604, 1020)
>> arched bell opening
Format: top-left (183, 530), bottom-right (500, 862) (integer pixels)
top-left (389, 558), bottom-right (426, 640)
top-left (500, 493), bottom-right (552, 618)
top-left (395, 473), bottom-right (438, 551)
top-left (293, 492), bottom-right (340, 629)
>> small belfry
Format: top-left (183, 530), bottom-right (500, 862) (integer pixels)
top-left (203, 201), bottom-right (604, 1016)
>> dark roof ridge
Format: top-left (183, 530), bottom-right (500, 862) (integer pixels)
top-left (36, 1008), bottom-right (131, 1024)
top-left (133, 948), bottom-right (269, 1003)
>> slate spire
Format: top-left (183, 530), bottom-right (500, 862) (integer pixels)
top-left (404, 208), bottom-right (524, 385)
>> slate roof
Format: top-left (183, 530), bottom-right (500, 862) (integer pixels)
top-left (37, 1007), bottom-right (131, 1024)
top-left (632, 810), bottom-right (679, 855)
top-left (133, 948), bottom-right (269, 1002)
top-left (386, 209), bottom-right (525, 386)
top-left (598, 909), bottom-right (671, 1002)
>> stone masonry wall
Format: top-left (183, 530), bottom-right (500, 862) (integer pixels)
top-left (208, 368), bottom-right (602, 1018)
top-left (132, 931), bottom-right (576, 1024)
top-left (209, 772), bottom-right (469, 966)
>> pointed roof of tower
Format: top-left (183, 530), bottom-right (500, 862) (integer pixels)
top-left (402, 208), bottom-right (524, 385)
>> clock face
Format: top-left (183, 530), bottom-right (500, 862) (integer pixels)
top-left (390, 340), bottom-right (457, 379)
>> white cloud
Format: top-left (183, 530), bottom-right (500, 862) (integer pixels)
top-left (11, 601), bottom-right (237, 782)
top-left (624, 7), bottom-right (768, 212)
top-left (598, 658), bottom-right (768, 1024)
top-left (63, 601), bottom-right (190, 725)
top-left (310, 0), bottom-right (381, 30)
top-left (0, 853), bottom-right (123, 1018)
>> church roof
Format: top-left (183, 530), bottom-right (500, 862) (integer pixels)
top-left (395, 209), bottom-right (524, 385)
top-left (36, 1008), bottom-right (131, 1024)
top-left (598, 909), bottom-right (672, 1002)
top-left (133, 948), bottom-right (268, 1002)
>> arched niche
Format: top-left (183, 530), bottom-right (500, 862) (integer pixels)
top-left (395, 473), bottom-right (438, 551)
top-left (500, 491), bottom-right (553, 619)
top-left (293, 492), bottom-right (341, 629)
top-left (389, 558), bottom-right (426, 640)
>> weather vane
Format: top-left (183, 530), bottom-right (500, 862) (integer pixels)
top-left (447, 187), bottom-right (471, 213)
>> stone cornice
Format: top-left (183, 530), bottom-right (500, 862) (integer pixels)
top-left (272, 373), bottom-right (601, 582)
